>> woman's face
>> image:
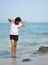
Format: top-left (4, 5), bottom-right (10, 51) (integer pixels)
top-left (16, 21), bottom-right (20, 25)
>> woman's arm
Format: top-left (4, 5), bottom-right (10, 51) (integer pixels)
top-left (8, 17), bottom-right (15, 23)
top-left (18, 21), bottom-right (27, 28)
top-left (20, 21), bottom-right (27, 27)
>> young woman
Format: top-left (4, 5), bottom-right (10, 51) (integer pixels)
top-left (8, 17), bottom-right (25, 58)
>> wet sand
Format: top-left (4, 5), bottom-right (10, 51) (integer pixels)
top-left (0, 55), bottom-right (48, 65)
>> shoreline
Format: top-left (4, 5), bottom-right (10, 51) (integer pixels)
top-left (0, 55), bottom-right (48, 65)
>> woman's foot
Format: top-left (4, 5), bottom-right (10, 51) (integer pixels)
top-left (12, 56), bottom-right (16, 58)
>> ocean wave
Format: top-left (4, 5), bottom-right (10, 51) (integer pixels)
top-left (0, 50), bottom-right (11, 58)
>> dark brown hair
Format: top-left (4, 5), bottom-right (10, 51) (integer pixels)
top-left (15, 17), bottom-right (21, 25)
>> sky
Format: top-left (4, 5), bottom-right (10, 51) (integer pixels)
top-left (0, 0), bottom-right (48, 22)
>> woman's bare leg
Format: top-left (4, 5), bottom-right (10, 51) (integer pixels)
top-left (14, 40), bottom-right (17, 57)
top-left (11, 40), bottom-right (17, 57)
top-left (11, 40), bottom-right (14, 57)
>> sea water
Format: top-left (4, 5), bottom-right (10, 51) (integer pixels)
top-left (0, 22), bottom-right (48, 61)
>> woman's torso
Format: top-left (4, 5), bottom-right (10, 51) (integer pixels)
top-left (10, 23), bottom-right (19, 35)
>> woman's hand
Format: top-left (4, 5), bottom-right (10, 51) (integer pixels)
top-left (8, 17), bottom-right (15, 23)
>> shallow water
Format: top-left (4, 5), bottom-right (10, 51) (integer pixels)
top-left (0, 22), bottom-right (48, 61)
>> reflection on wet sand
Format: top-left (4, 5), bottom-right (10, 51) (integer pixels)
top-left (11, 58), bottom-right (17, 65)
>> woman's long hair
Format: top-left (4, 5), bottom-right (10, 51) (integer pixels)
top-left (15, 17), bottom-right (21, 25)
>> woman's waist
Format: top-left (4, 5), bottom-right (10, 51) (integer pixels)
top-left (10, 31), bottom-right (19, 35)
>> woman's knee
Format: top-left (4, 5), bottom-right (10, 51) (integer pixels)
top-left (13, 44), bottom-right (16, 47)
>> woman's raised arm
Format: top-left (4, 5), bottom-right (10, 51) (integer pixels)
top-left (20, 21), bottom-right (27, 27)
top-left (8, 17), bottom-right (15, 23)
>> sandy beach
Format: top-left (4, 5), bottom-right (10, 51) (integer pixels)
top-left (0, 55), bottom-right (48, 65)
